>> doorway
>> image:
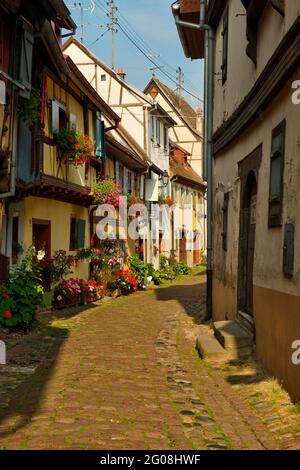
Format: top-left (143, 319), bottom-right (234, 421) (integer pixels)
top-left (32, 220), bottom-right (51, 288)
top-left (237, 146), bottom-right (262, 330)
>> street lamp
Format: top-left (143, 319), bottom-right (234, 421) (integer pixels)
top-left (162, 170), bottom-right (169, 188)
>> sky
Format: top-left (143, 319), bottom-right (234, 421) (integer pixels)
top-left (65, 0), bottom-right (204, 109)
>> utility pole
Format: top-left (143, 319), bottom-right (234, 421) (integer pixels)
top-left (107, 0), bottom-right (118, 70)
top-left (176, 66), bottom-right (184, 109)
top-left (67, 1), bottom-right (95, 44)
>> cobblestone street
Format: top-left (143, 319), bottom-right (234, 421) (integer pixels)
top-left (0, 272), bottom-right (299, 450)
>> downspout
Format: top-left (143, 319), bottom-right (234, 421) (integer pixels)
top-left (172, 0), bottom-right (214, 320)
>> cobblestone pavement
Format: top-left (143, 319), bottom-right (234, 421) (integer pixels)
top-left (0, 272), bottom-right (299, 450)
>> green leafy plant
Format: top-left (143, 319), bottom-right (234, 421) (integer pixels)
top-left (92, 177), bottom-right (122, 207)
top-left (0, 247), bottom-right (44, 329)
top-left (49, 250), bottom-right (75, 284)
top-left (18, 88), bottom-right (42, 127)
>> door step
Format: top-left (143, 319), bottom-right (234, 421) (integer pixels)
top-left (196, 334), bottom-right (229, 364)
top-left (213, 320), bottom-right (253, 361)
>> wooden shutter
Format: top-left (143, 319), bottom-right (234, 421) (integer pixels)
top-left (17, 19), bottom-right (34, 98)
top-left (100, 120), bottom-right (106, 160)
top-left (269, 119), bottom-right (285, 227)
top-left (221, 8), bottom-right (229, 85)
top-left (76, 219), bottom-right (86, 249)
top-left (283, 223), bottom-right (294, 276)
top-left (51, 100), bottom-right (60, 134)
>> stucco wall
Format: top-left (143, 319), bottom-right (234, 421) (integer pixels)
top-left (213, 0), bottom-right (300, 132)
top-left (23, 197), bottom-right (90, 279)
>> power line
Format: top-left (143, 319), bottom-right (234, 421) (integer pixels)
top-left (91, 0), bottom-right (203, 103)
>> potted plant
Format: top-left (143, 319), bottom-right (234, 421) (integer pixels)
top-left (55, 128), bottom-right (94, 168)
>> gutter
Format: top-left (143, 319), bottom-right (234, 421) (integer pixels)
top-left (172, 0), bottom-right (214, 320)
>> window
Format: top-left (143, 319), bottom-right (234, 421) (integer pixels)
top-left (221, 8), bottom-right (229, 85)
top-left (51, 100), bottom-right (67, 134)
top-left (222, 193), bottom-right (229, 251)
top-left (12, 216), bottom-right (19, 264)
top-left (269, 119), bottom-right (286, 227)
top-left (70, 216), bottom-right (86, 251)
top-left (101, 74), bottom-right (106, 81)
top-left (150, 115), bottom-right (155, 141)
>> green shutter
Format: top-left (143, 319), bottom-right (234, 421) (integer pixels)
top-left (76, 219), bottom-right (86, 249)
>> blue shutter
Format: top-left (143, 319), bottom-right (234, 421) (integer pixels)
top-left (165, 127), bottom-right (169, 149)
top-left (115, 161), bottom-right (120, 183)
top-left (95, 112), bottom-right (102, 157)
top-left (139, 175), bottom-right (144, 199)
top-left (17, 20), bottom-right (34, 98)
top-left (156, 119), bottom-right (160, 145)
top-left (131, 172), bottom-right (135, 194)
top-left (76, 219), bottom-right (86, 249)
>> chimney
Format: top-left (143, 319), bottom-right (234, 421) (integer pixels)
top-left (117, 67), bottom-right (126, 80)
top-left (196, 107), bottom-right (203, 135)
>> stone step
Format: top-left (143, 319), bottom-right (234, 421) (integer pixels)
top-left (196, 334), bottom-right (228, 363)
top-left (213, 320), bottom-right (253, 361)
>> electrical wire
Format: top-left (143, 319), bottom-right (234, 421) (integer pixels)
top-left (92, 0), bottom-right (203, 103)
top-left (88, 27), bottom-right (110, 47)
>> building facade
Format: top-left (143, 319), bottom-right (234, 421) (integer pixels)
top-left (174, 0), bottom-right (300, 401)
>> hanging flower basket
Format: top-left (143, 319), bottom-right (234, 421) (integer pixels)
top-left (158, 195), bottom-right (176, 207)
top-left (55, 128), bottom-right (94, 167)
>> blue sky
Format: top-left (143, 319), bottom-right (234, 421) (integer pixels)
top-left (66, 0), bottom-right (204, 109)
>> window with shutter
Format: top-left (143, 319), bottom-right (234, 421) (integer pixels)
top-left (222, 193), bottom-right (229, 251)
top-left (221, 8), bottom-right (229, 85)
top-left (17, 19), bottom-right (34, 98)
top-left (94, 111), bottom-right (104, 158)
top-left (269, 119), bottom-right (286, 227)
top-left (76, 219), bottom-right (86, 249)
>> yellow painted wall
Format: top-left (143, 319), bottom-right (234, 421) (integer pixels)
top-left (43, 76), bottom-right (98, 190)
top-left (24, 196), bottom-right (90, 279)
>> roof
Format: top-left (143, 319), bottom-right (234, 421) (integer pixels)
top-left (144, 78), bottom-right (202, 138)
top-left (105, 134), bottom-right (148, 172)
top-left (65, 56), bottom-right (120, 123)
top-left (171, 1), bottom-right (205, 60)
top-left (170, 158), bottom-right (206, 191)
top-left (62, 37), bottom-right (153, 106)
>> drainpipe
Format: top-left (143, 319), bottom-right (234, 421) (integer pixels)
top-left (172, 1), bottom-right (214, 320)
